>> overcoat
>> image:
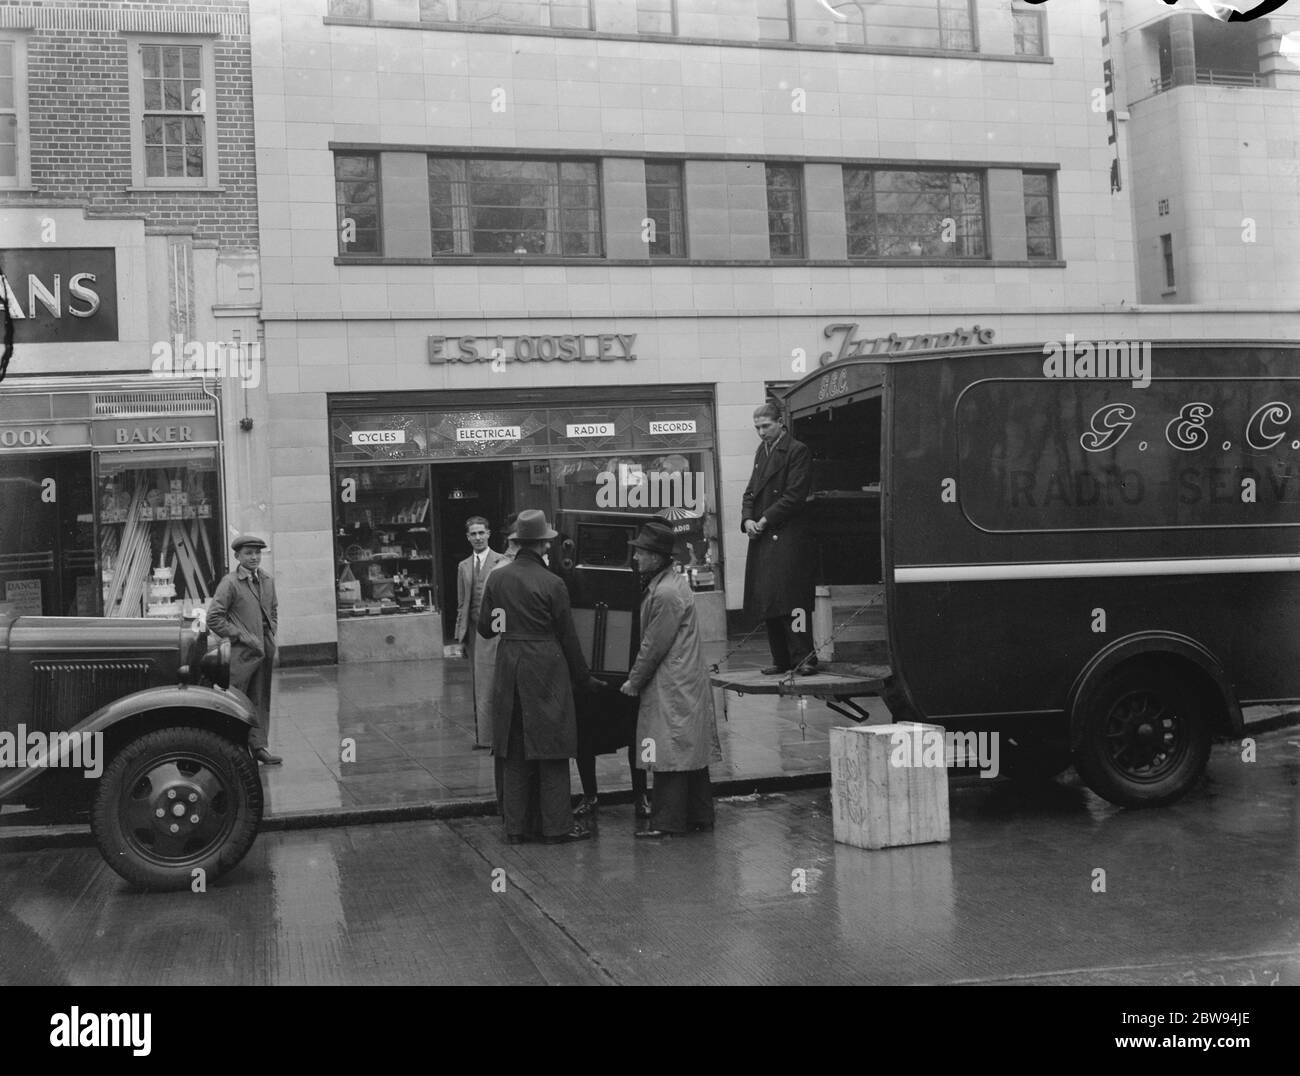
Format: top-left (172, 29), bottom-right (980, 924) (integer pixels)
top-left (740, 432), bottom-right (816, 620)
top-left (454, 548), bottom-right (506, 643)
top-left (477, 548), bottom-right (592, 759)
top-left (627, 567), bottom-right (722, 773)
top-left (471, 550), bottom-right (513, 743)
top-left (207, 565), bottom-right (277, 694)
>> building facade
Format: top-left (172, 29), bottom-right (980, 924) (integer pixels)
top-left (242, 0), bottom-right (1297, 665)
top-left (0, 0), bottom-right (265, 622)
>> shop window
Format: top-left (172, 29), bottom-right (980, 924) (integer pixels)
top-left (335, 465), bottom-right (438, 618)
top-left (645, 161), bottom-right (685, 258)
top-left (843, 167), bottom-right (987, 259)
top-left (0, 35), bottom-right (31, 188)
top-left (335, 153), bottom-right (382, 256)
top-left (1012, 3), bottom-right (1045, 57)
top-left (427, 156), bottom-right (601, 257)
top-left (832, 0), bottom-right (975, 51)
top-left (766, 163), bottom-right (805, 259)
top-left (96, 451), bottom-right (223, 618)
top-left (126, 37), bottom-right (219, 189)
top-left (1022, 171), bottom-right (1056, 260)
top-left (636, 0), bottom-right (674, 36)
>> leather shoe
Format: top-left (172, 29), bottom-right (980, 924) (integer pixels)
top-left (252, 748), bottom-right (282, 765)
top-left (635, 828), bottom-right (677, 839)
top-left (541, 825), bottom-right (593, 844)
top-left (635, 793), bottom-right (653, 819)
top-left (572, 795), bottom-right (598, 818)
top-left (760, 665), bottom-right (791, 676)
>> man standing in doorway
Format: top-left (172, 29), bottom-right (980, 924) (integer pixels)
top-left (208, 534), bottom-right (282, 765)
top-left (741, 400), bottom-right (818, 675)
top-left (455, 516), bottom-right (505, 748)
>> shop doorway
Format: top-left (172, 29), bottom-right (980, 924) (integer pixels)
top-left (432, 460), bottom-right (515, 642)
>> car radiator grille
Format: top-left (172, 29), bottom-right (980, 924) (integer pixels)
top-left (30, 661), bottom-right (153, 733)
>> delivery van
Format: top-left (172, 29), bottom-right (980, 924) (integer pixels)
top-left (783, 339), bottom-right (1300, 807)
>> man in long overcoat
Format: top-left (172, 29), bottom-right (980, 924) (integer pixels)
top-left (620, 520), bottom-right (722, 837)
top-left (207, 533), bottom-right (281, 765)
top-left (454, 515), bottom-right (505, 748)
top-left (477, 509), bottom-right (597, 844)
top-left (741, 400), bottom-right (818, 674)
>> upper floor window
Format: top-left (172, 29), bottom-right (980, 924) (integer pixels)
top-left (765, 163), bottom-right (804, 259)
top-left (636, 0), bottom-right (675, 36)
top-left (843, 168), bottom-right (987, 258)
top-left (419, 0), bottom-right (592, 29)
top-left (428, 157), bottom-right (601, 256)
top-left (645, 161), bottom-right (685, 257)
top-left (328, 0), bottom-right (370, 15)
top-left (1012, 3), bottom-right (1044, 56)
top-left (758, 0), bottom-right (793, 41)
top-left (126, 38), bottom-right (219, 189)
top-left (0, 37), bottom-right (28, 188)
top-left (1022, 171), bottom-right (1056, 259)
top-left (336, 153), bottom-right (382, 255)
top-left (833, 0), bottom-right (975, 52)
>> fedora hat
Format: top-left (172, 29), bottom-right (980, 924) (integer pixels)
top-left (231, 533), bottom-right (267, 552)
top-left (509, 509), bottom-right (557, 541)
top-left (629, 520), bottom-right (676, 559)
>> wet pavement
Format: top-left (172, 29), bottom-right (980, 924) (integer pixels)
top-left (3, 727), bottom-right (1299, 986)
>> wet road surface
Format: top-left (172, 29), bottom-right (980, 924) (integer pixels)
top-left (3, 730), bottom-right (1299, 986)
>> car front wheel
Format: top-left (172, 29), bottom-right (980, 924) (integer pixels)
top-left (91, 726), bottom-right (262, 890)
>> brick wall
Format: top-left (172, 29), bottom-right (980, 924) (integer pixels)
top-left (0, 0), bottom-right (258, 250)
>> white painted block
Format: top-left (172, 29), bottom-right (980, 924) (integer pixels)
top-left (831, 724), bottom-right (951, 850)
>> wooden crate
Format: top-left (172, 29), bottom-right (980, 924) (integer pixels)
top-left (831, 724), bottom-right (950, 849)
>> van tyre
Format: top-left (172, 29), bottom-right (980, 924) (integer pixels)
top-left (1073, 665), bottom-right (1212, 808)
top-left (91, 726), bottom-right (263, 891)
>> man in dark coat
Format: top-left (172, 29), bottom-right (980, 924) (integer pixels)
top-left (207, 533), bottom-right (281, 764)
top-left (478, 509), bottom-right (598, 844)
top-left (741, 400), bottom-right (818, 675)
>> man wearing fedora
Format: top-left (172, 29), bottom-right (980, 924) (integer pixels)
top-left (620, 520), bottom-right (721, 838)
top-left (477, 509), bottom-right (599, 843)
top-left (208, 534), bottom-right (282, 765)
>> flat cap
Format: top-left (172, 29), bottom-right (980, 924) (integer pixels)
top-left (231, 533), bottom-right (268, 551)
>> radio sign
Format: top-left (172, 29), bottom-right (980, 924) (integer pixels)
top-left (456, 426), bottom-right (521, 442)
top-left (649, 420), bottom-right (697, 435)
top-left (0, 248), bottom-right (118, 343)
top-left (566, 423), bottom-right (614, 438)
top-left (350, 430), bottom-right (407, 446)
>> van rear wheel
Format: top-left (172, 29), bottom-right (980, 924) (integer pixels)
top-left (1073, 664), bottom-right (1212, 808)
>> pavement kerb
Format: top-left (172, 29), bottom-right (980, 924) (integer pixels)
top-left (3, 709), bottom-right (1297, 855)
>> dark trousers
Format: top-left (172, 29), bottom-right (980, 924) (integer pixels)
top-left (234, 639), bottom-right (274, 751)
top-left (765, 615), bottom-right (813, 670)
top-left (576, 743), bottom-right (648, 799)
top-left (500, 698), bottom-right (572, 838)
top-left (648, 768), bottom-right (714, 833)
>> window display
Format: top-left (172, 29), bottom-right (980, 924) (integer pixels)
top-left (97, 450), bottom-right (222, 618)
top-left (335, 465), bottom-right (438, 618)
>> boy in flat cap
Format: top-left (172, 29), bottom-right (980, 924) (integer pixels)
top-left (208, 534), bottom-right (281, 765)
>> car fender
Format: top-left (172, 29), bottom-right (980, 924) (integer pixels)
top-left (1066, 631), bottom-right (1243, 750)
top-left (0, 685), bottom-right (257, 801)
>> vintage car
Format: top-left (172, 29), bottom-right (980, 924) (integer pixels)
top-left (0, 611), bottom-right (262, 889)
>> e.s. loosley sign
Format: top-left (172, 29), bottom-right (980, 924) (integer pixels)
top-left (429, 332), bottom-right (637, 364)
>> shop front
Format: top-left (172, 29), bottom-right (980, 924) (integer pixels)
top-left (328, 385), bottom-right (724, 663)
top-left (0, 379), bottom-right (225, 620)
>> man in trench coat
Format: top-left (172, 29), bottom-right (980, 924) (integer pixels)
top-left (620, 520), bottom-right (722, 837)
top-left (454, 515), bottom-right (506, 748)
top-left (477, 509), bottom-right (598, 844)
top-left (741, 400), bottom-right (818, 675)
top-left (207, 533), bottom-right (281, 765)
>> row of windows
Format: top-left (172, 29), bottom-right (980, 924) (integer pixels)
top-left (326, 0), bottom-right (1047, 56)
top-left (0, 37), bottom-right (220, 188)
top-left (335, 153), bottom-right (1058, 261)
